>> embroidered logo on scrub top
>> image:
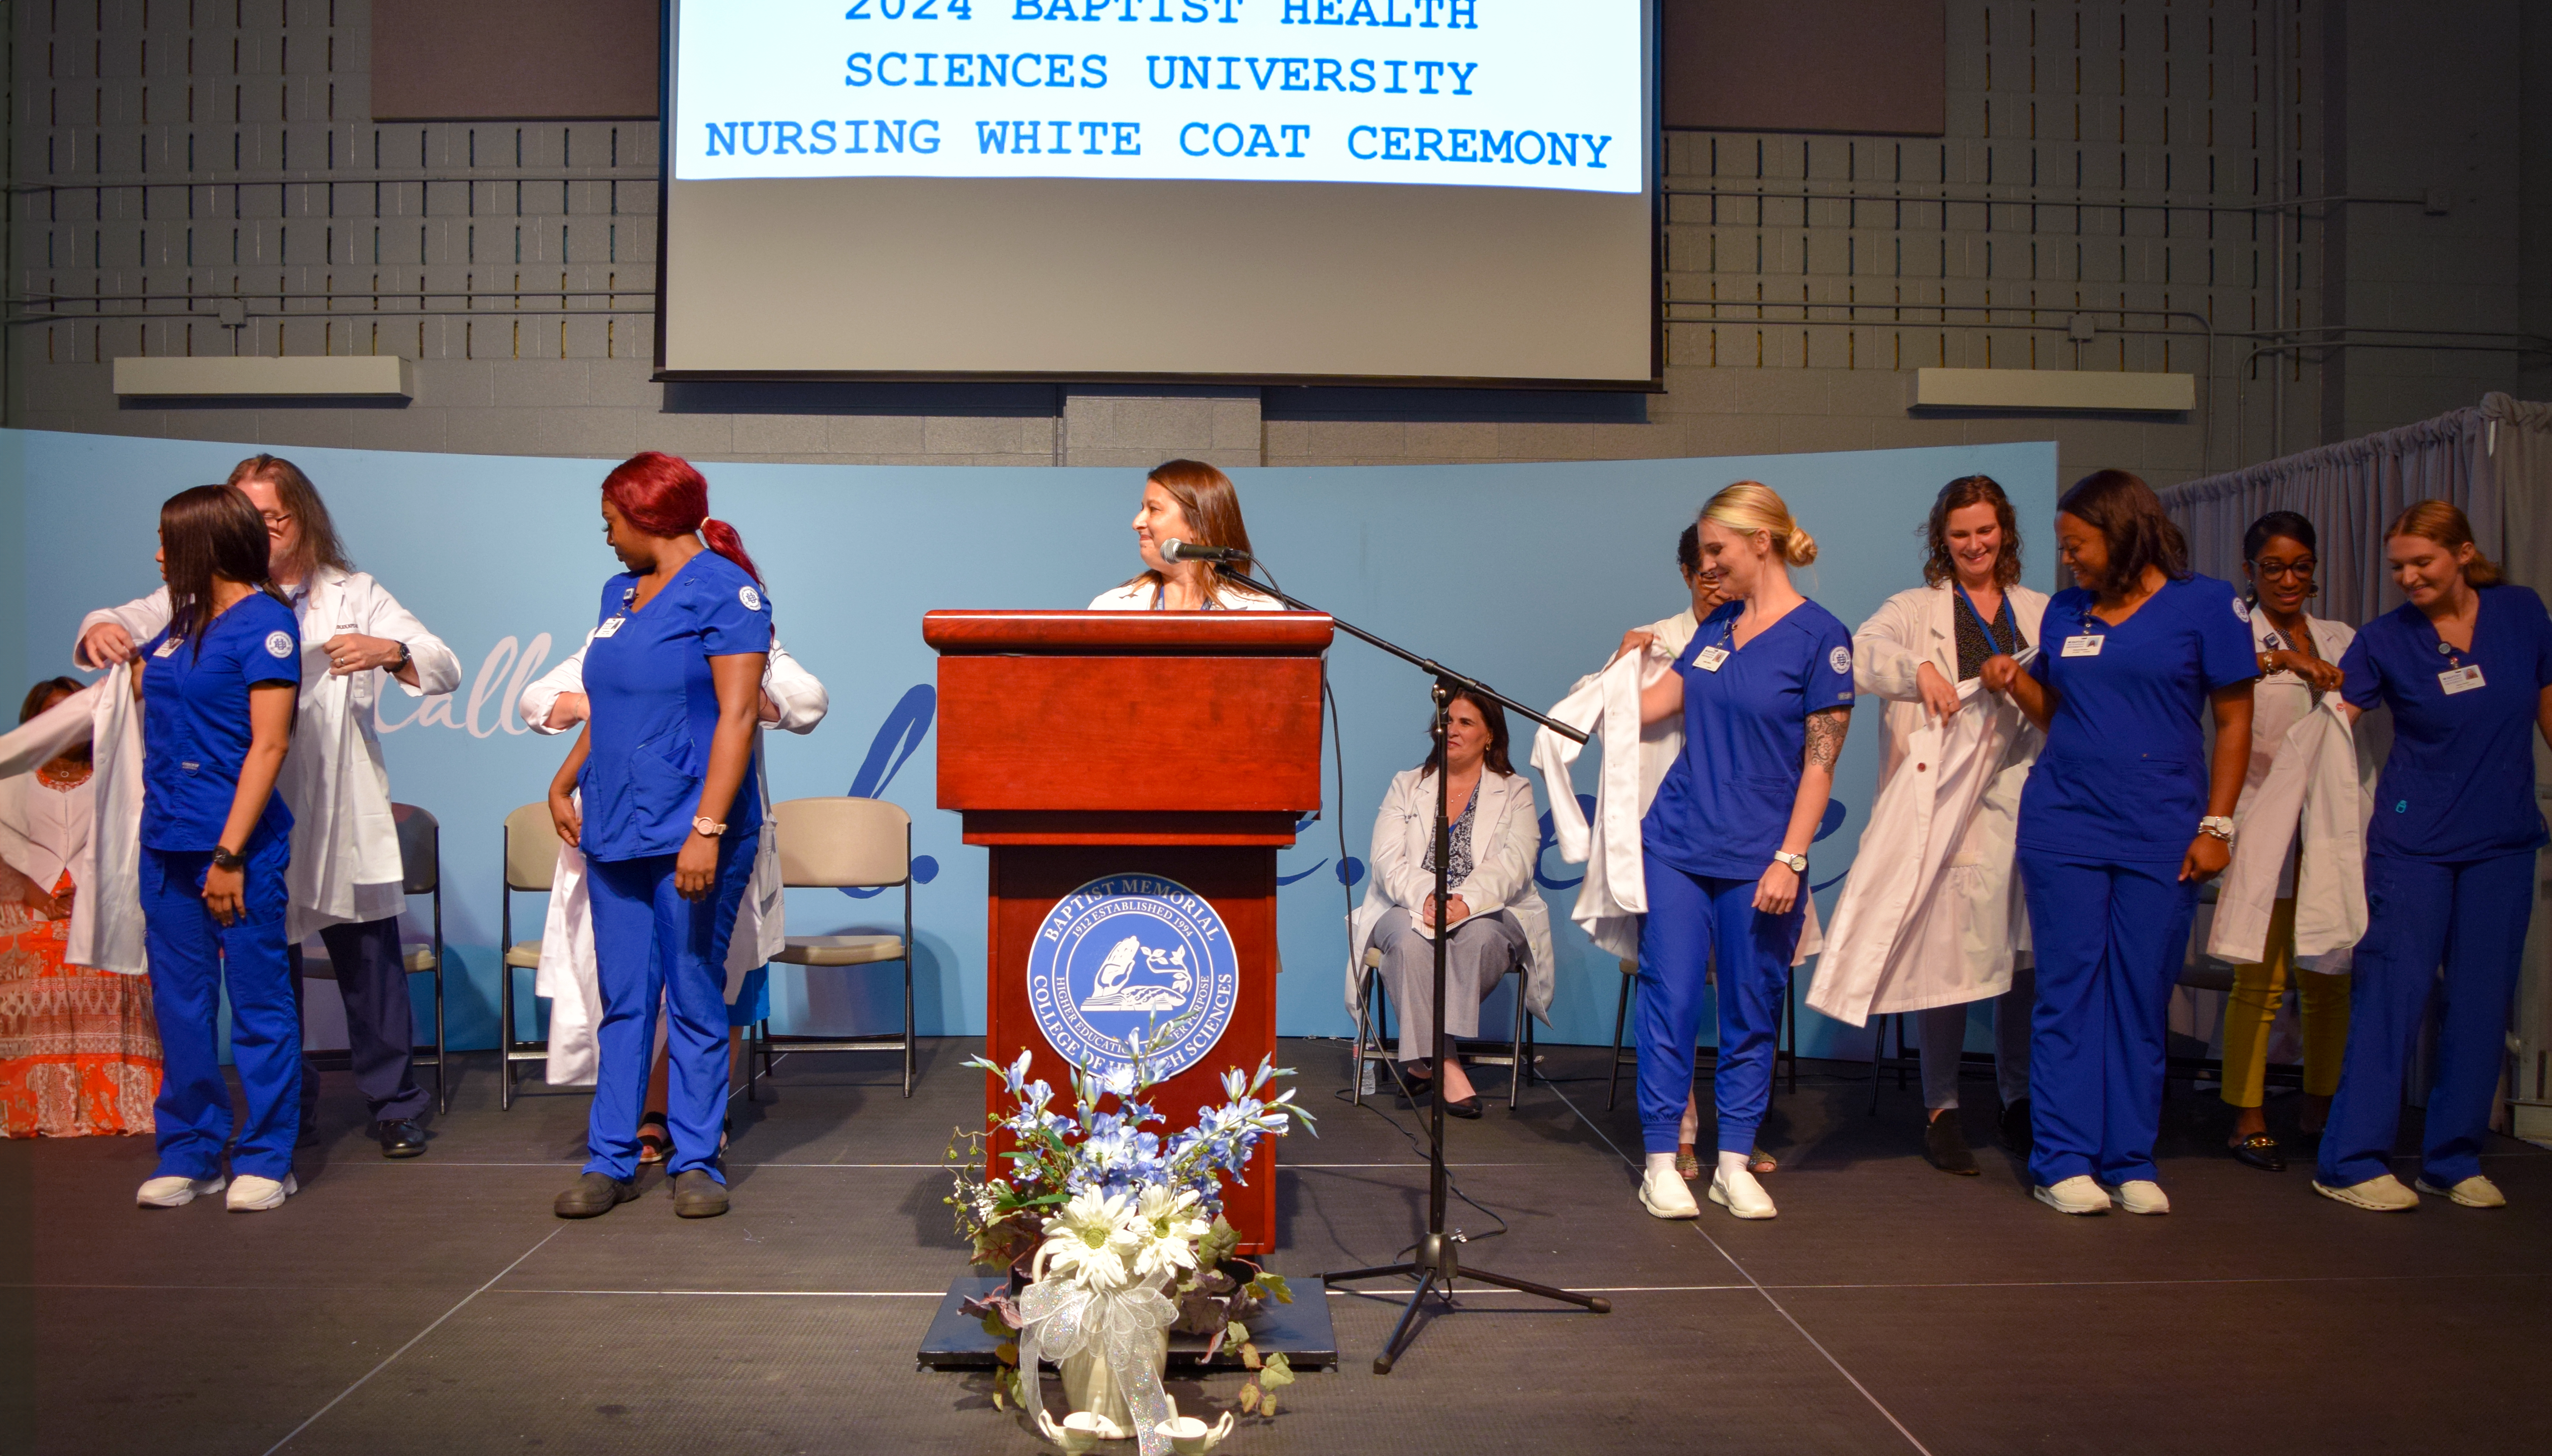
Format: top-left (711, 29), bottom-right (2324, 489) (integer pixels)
top-left (264, 631), bottom-right (293, 658)
top-left (1828, 646), bottom-right (1852, 675)
top-left (739, 586), bottom-right (762, 612)
top-left (1026, 873), bottom-right (1240, 1080)
top-left (2234, 596), bottom-right (2252, 622)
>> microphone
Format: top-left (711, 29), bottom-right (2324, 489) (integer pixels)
top-left (1160, 539), bottom-right (1250, 564)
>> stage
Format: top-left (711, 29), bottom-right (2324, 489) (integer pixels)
top-left (17, 1040), bottom-right (2550, 1455)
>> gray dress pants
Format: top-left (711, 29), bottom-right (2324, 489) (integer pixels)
top-left (1917, 965), bottom-right (2035, 1111)
top-left (1371, 907), bottom-right (1527, 1063)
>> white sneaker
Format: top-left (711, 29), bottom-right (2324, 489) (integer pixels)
top-left (137, 1174), bottom-right (226, 1208)
top-left (2312, 1174), bottom-right (2418, 1211)
top-left (2033, 1175), bottom-right (2110, 1215)
top-left (1706, 1165), bottom-right (1778, 1220)
top-left (2414, 1174), bottom-right (2507, 1208)
top-left (2106, 1179), bottom-right (2171, 1215)
top-left (226, 1173), bottom-right (299, 1212)
top-left (1638, 1163), bottom-right (1699, 1219)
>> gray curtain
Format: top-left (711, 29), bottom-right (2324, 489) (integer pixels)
top-left (2162, 394), bottom-right (2552, 1131)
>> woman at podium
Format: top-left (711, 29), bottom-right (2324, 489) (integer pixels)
top-left (1346, 691), bottom-right (1553, 1117)
top-left (1087, 460), bottom-right (1284, 611)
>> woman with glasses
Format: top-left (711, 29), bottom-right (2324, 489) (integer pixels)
top-left (76, 456), bottom-right (461, 1160)
top-left (2214, 513), bottom-right (2357, 1173)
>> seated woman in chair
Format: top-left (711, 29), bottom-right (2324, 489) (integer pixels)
top-left (1345, 690), bottom-right (1554, 1117)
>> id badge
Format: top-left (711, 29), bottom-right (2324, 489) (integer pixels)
top-left (594, 615), bottom-right (627, 639)
top-left (1696, 646), bottom-right (1731, 672)
top-left (2439, 663), bottom-right (2486, 695)
top-left (151, 639), bottom-right (180, 658)
top-left (2061, 634), bottom-right (2106, 657)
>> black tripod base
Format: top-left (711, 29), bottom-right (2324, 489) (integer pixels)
top-left (1327, 1233), bottom-right (1610, 1374)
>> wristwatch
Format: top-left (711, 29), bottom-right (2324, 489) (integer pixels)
top-left (691, 816), bottom-right (727, 838)
top-left (2198, 816), bottom-right (2236, 842)
top-left (210, 845), bottom-right (244, 871)
top-left (1772, 851), bottom-right (1809, 873)
top-left (391, 640), bottom-right (412, 673)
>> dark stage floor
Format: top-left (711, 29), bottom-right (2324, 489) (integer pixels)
top-left (12, 1038), bottom-right (2550, 1455)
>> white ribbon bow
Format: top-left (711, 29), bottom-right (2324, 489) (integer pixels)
top-left (1017, 1258), bottom-right (1180, 1456)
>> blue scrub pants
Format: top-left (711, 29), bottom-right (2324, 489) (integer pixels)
top-left (2017, 851), bottom-right (2196, 1189)
top-left (2318, 851), bottom-right (2534, 1189)
top-left (141, 838), bottom-right (300, 1182)
top-left (1636, 858), bottom-right (1802, 1156)
top-left (583, 833), bottom-right (755, 1182)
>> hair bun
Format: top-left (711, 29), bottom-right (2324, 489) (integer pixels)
top-left (1784, 528), bottom-right (1819, 567)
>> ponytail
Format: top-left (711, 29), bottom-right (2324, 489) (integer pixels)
top-left (700, 518), bottom-right (763, 585)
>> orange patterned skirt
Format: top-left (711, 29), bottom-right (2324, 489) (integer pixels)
top-left (0, 872), bottom-right (160, 1137)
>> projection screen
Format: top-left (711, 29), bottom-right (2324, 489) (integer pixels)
top-left (657, 0), bottom-right (1658, 386)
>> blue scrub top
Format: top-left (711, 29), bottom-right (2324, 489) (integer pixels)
top-left (2018, 573), bottom-right (2257, 863)
top-left (578, 549), bottom-right (774, 863)
top-left (1643, 598), bottom-right (1856, 880)
top-left (2340, 582), bottom-right (2552, 861)
top-left (138, 592), bottom-right (301, 852)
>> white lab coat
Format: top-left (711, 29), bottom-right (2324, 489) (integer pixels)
top-left (77, 570), bottom-right (463, 942)
top-left (1086, 580), bottom-right (1286, 611)
top-left (0, 671), bottom-right (147, 974)
top-left (1343, 767), bottom-right (1556, 1024)
top-left (1806, 583), bottom-right (2048, 1025)
top-left (2204, 611), bottom-right (2369, 971)
top-left (517, 632), bottom-right (827, 1086)
top-left (1534, 619), bottom-right (1822, 965)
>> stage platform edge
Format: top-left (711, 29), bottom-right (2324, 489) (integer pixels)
top-left (917, 1273), bottom-right (1338, 1371)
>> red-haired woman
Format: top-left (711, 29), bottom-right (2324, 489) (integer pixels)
top-left (546, 453), bottom-right (771, 1221)
top-left (1089, 459), bottom-right (1282, 610)
top-left (2315, 502), bottom-right (2552, 1212)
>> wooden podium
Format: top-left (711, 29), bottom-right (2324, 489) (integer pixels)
top-left (925, 610), bottom-right (1334, 1254)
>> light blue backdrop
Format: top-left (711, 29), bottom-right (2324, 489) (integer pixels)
top-left (1, 429), bottom-right (2056, 1057)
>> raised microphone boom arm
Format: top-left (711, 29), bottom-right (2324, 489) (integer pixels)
top-left (1211, 562), bottom-right (1606, 1375)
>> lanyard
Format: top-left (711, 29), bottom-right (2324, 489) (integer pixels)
top-left (1150, 583), bottom-right (1219, 611)
top-left (1953, 582), bottom-right (2010, 651)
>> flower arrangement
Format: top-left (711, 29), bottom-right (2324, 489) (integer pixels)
top-left (948, 1038), bottom-right (1310, 1449)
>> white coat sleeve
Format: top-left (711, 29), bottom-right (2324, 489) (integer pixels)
top-left (73, 587), bottom-right (174, 668)
top-left (761, 637), bottom-right (829, 734)
top-left (1368, 777), bottom-right (1428, 913)
top-left (518, 634), bottom-right (594, 736)
top-left (1454, 778), bottom-right (1541, 920)
top-left (352, 578), bottom-right (462, 697)
top-left (1853, 591), bottom-right (1928, 703)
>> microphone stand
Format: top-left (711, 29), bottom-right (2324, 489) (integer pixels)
top-left (1212, 563), bottom-right (1609, 1375)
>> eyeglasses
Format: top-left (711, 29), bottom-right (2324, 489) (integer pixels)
top-left (2248, 558), bottom-right (2316, 581)
top-left (260, 510), bottom-right (294, 530)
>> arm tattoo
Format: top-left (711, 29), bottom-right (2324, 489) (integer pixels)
top-left (1803, 707), bottom-right (1850, 771)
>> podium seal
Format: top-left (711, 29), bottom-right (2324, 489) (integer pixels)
top-left (1027, 874), bottom-right (1241, 1078)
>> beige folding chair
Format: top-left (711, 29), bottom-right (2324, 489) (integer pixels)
top-left (755, 796), bottom-right (918, 1097)
top-left (392, 803), bottom-right (448, 1113)
top-left (498, 803), bottom-right (562, 1110)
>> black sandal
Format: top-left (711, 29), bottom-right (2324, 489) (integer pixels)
top-left (636, 1112), bottom-right (672, 1165)
top-left (2229, 1131), bottom-right (2286, 1173)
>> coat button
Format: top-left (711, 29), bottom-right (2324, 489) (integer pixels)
top-left (1915, 763), bottom-right (1928, 772)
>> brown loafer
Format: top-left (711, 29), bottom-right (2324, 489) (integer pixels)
top-left (671, 1168), bottom-right (731, 1219)
top-left (553, 1172), bottom-right (637, 1219)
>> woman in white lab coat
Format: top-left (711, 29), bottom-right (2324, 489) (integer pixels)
top-left (1841, 475), bottom-right (2047, 1174)
top-left (74, 455), bottom-right (461, 1158)
top-left (2214, 511), bottom-right (2355, 1173)
top-left (1087, 460), bottom-right (1283, 611)
top-left (519, 631), bottom-right (827, 1157)
top-left (1344, 691), bottom-right (1553, 1116)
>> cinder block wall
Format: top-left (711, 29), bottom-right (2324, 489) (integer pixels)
top-left (5, 2), bottom-right (2536, 484)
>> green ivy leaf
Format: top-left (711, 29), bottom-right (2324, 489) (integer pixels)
top-left (1251, 1271), bottom-right (1293, 1305)
top-left (1258, 1351), bottom-right (1296, 1391)
top-left (1239, 1340), bottom-right (1261, 1371)
top-left (1238, 1383), bottom-right (1261, 1415)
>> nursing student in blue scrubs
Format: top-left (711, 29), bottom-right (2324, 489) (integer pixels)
top-left (1629, 482), bottom-right (1855, 1222)
top-left (2313, 502), bottom-right (2552, 1213)
top-left (546, 452), bottom-right (772, 1221)
top-left (1982, 470), bottom-right (2256, 1217)
top-left (132, 485), bottom-right (304, 1213)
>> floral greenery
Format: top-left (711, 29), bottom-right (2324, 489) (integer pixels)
top-left (946, 1036), bottom-right (1310, 1419)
